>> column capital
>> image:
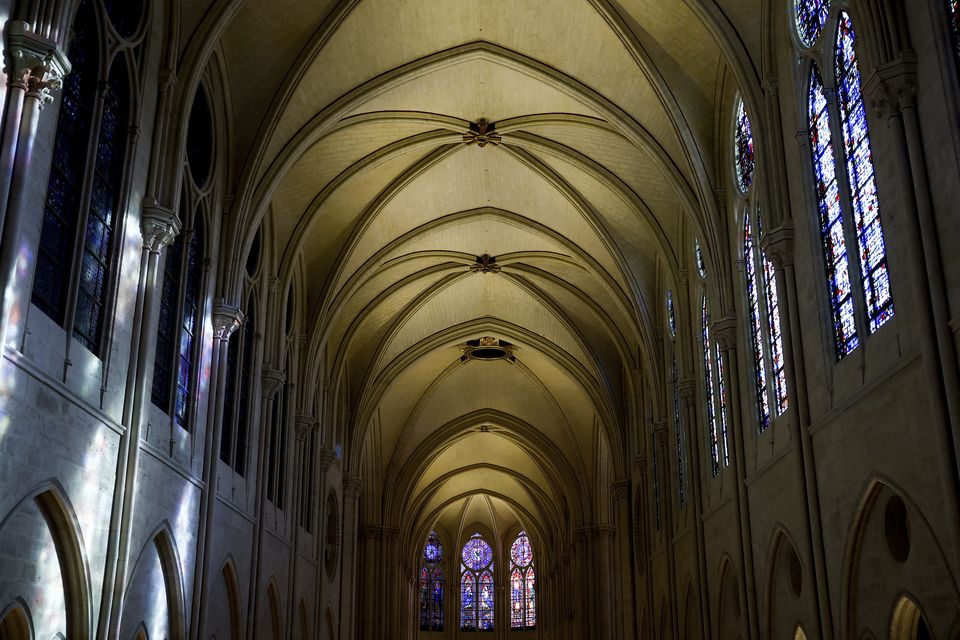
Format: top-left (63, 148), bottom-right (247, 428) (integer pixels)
top-left (212, 302), bottom-right (243, 341)
top-left (318, 448), bottom-right (336, 471)
top-left (762, 223), bottom-right (795, 268)
top-left (712, 316), bottom-right (738, 351)
top-left (141, 203), bottom-right (181, 253)
top-left (679, 378), bottom-right (698, 405)
top-left (5, 22), bottom-right (69, 106)
top-left (610, 479), bottom-right (630, 500)
top-left (344, 475), bottom-right (363, 498)
top-left (295, 415), bottom-right (317, 441)
top-left (863, 53), bottom-right (918, 119)
top-left (632, 454), bottom-right (646, 471)
top-left (261, 368), bottom-right (286, 398)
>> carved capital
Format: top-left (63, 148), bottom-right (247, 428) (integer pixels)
top-left (344, 475), bottom-right (363, 498)
top-left (261, 368), bottom-right (286, 398)
top-left (295, 415), bottom-right (317, 441)
top-left (5, 22), bottom-right (69, 107)
top-left (864, 54), bottom-right (918, 119)
top-left (610, 479), bottom-right (630, 500)
top-left (652, 420), bottom-right (668, 437)
top-left (679, 378), bottom-right (698, 406)
top-left (762, 223), bottom-right (795, 269)
top-left (763, 74), bottom-right (779, 97)
top-left (632, 454), bottom-right (645, 471)
top-left (712, 316), bottom-right (738, 351)
top-left (141, 203), bottom-right (181, 253)
top-left (317, 448), bottom-right (336, 471)
top-left (212, 302), bottom-right (243, 341)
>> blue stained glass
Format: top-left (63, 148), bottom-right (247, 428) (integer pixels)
top-left (796, 0), bottom-right (830, 47)
top-left (525, 569), bottom-right (536, 628)
top-left (835, 13), bottom-right (894, 333)
top-left (478, 571), bottom-right (494, 629)
top-left (104, 0), bottom-right (144, 38)
top-left (460, 569), bottom-right (476, 630)
top-left (808, 64), bottom-right (859, 358)
top-left (152, 229), bottom-right (183, 410)
top-left (420, 531), bottom-right (444, 631)
top-left (734, 99), bottom-right (755, 192)
top-left (716, 347), bottom-right (730, 468)
top-left (695, 240), bottom-right (706, 277)
top-left (744, 215), bottom-right (771, 431)
top-left (174, 219), bottom-right (204, 430)
top-left (762, 255), bottom-right (789, 414)
top-left (34, 2), bottom-right (98, 325)
top-left (653, 432), bottom-right (662, 528)
top-left (461, 534), bottom-right (494, 630)
top-left (509, 532), bottom-right (535, 629)
top-left (461, 534), bottom-right (493, 570)
top-left (702, 296), bottom-right (720, 477)
top-left (511, 568), bottom-right (524, 629)
top-left (234, 298), bottom-right (256, 475)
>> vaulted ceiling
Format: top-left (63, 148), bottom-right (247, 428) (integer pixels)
top-left (179, 0), bottom-right (761, 558)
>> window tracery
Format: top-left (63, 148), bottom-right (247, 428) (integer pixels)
top-left (420, 531), bottom-right (444, 631)
top-left (509, 531), bottom-right (536, 629)
top-left (34, 0), bottom-right (144, 357)
top-left (460, 533), bottom-right (494, 631)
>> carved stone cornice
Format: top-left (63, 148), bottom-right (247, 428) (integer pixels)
top-left (140, 203), bottom-right (181, 253)
top-left (712, 316), bottom-right (738, 351)
top-left (212, 302), bottom-right (243, 341)
top-left (261, 368), bottom-right (286, 398)
top-left (864, 53), bottom-right (918, 119)
top-left (295, 415), bottom-right (318, 441)
top-left (762, 223), bottom-right (795, 269)
top-left (5, 22), bottom-right (69, 107)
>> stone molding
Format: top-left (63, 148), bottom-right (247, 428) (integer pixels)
top-left (762, 223), bottom-right (795, 269)
top-left (344, 475), bottom-right (363, 498)
top-left (261, 368), bottom-right (286, 398)
top-left (712, 316), bottom-right (738, 351)
top-left (295, 415), bottom-right (318, 441)
top-left (864, 53), bottom-right (918, 119)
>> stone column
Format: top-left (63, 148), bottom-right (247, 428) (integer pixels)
top-left (286, 415), bottom-right (316, 636)
top-left (191, 303), bottom-right (243, 640)
top-left (313, 447), bottom-right (335, 637)
top-left (98, 206), bottom-right (180, 639)
top-left (713, 317), bottom-right (759, 640)
top-left (680, 379), bottom-right (710, 640)
top-left (0, 22), bottom-right (68, 349)
top-left (340, 475), bottom-right (363, 640)
top-left (610, 479), bottom-right (635, 638)
top-left (763, 226), bottom-right (832, 639)
top-left (246, 368), bottom-right (286, 638)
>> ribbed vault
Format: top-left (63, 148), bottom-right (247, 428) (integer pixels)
top-left (188, 0), bottom-right (753, 626)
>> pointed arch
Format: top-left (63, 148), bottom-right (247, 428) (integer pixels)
top-left (220, 558), bottom-right (243, 640)
top-left (297, 598), bottom-right (309, 640)
top-left (0, 599), bottom-right (34, 640)
top-left (266, 580), bottom-right (283, 639)
top-left (0, 482), bottom-right (93, 639)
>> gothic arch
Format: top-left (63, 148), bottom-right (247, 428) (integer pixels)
top-left (0, 599), bottom-right (33, 640)
top-left (715, 556), bottom-right (745, 640)
top-left (764, 525), bottom-right (811, 638)
top-left (121, 522), bottom-right (186, 640)
top-left (0, 482), bottom-right (92, 639)
top-left (220, 557), bottom-right (243, 640)
top-left (266, 580), bottom-right (283, 640)
top-left (841, 478), bottom-right (960, 638)
top-left (297, 598), bottom-right (309, 640)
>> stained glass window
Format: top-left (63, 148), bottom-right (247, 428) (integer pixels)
top-left (763, 255), bottom-right (788, 414)
top-left (695, 240), bottom-right (706, 278)
top-left (667, 290), bottom-right (676, 337)
top-left (835, 13), bottom-right (894, 332)
top-left (808, 64), bottom-right (859, 358)
top-left (702, 295), bottom-right (721, 477)
top-left (460, 533), bottom-right (494, 631)
top-left (652, 432), bottom-right (662, 530)
top-left (34, 2), bottom-right (98, 326)
top-left (744, 214), bottom-right (771, 431)
top-left (152, 214), bottom-right (184, 412)
top-left (734, 98), bottom-right (755, 192)
top-left (234, 297), bottom-right (256, 475)
top-left (716, 347), bottom-right (730, 467)
top-left (419, 531), bottom-right (444, 631)
top-left (795, 0), bottom-right (830, 47)
top-left (220, 295), bottom-right (255, 475)
top-left (673, 357), bottom-right (685, 508)
top-left (949, 1), bottom-right (960, 69)
top-left (173, 217), bottom-right (204, 430)
top-left (509, 531), bottom-right (536, 629)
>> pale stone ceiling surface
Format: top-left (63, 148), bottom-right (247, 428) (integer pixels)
top-left (179, 0), bottom-right (749, 555)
